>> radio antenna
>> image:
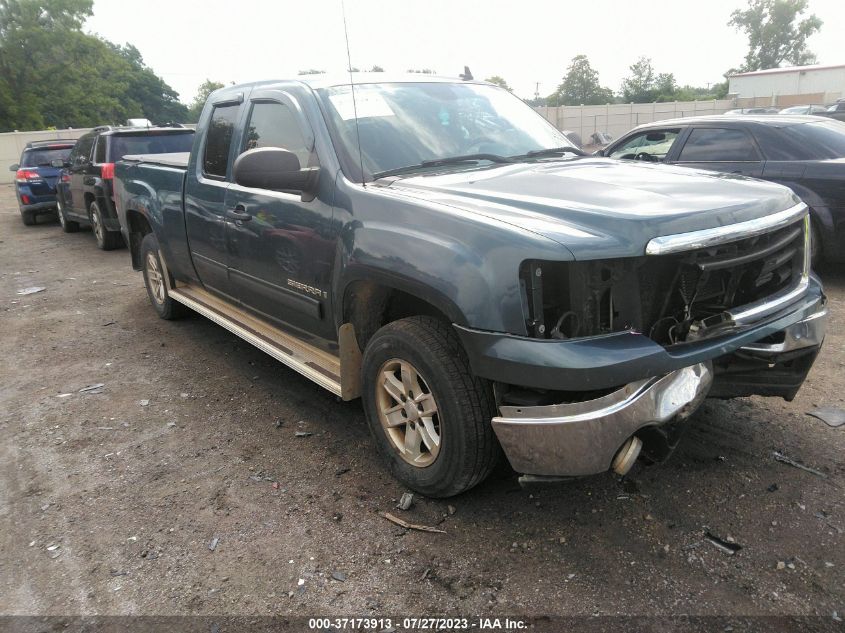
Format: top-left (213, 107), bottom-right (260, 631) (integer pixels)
top-left (341, 0), bottom-right (365, 186)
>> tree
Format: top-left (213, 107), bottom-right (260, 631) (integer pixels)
top-left (484, 76), bottom-right (512, 91)
top-left (188, 79), bottom-right (225, 122)
top-left (620, 56), bottom-right (656, 102)
top-left (297, 69), bottom-right (325, 75)
top-left (548, 55), bottom-right (613, 106)
top-left (729, 0), bottom-right (822, 71)
top-left (369, 65), bottom-right (384, 72)
top-left (0, 0), bottom-right (188, 131)
top-left (407, 69), bottom-right (436, 74)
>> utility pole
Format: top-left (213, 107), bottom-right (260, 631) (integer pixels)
top-left (534, 82), bottom-right (540, 100)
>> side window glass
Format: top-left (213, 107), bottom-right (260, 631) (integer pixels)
top-left (94, 137), bottom-right (107, 164)
top-left (609, 130), bottom-right (678, 161)
top-left (73, 136), bottom-right (94, 166)
top-left (678, 128), bottom-right (760, 162)
top-left (242, 101), bottom-right (316, 168)
top-left (203, 104), bottom-right (240, 178)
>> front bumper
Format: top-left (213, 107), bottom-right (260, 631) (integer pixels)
top-left (476, 282), bottom-right (827, 478)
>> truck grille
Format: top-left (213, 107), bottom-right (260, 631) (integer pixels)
top-left (522, 215), bottom-right (808, 345)
top-left (641, 218), bottom-right (807, 342)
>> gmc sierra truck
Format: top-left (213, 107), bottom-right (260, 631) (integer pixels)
top-left (114, 74), bottom-right (827, 497)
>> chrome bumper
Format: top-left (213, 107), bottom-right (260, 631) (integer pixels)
top-left (740, 298), bottom-right (827, 355)
top-left (492, 362), bottom-right (713, 477)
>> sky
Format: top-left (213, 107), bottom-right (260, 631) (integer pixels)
top-left (86, 0), bottom-right (845, 104)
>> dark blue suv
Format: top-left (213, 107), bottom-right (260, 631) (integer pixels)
top-left (10, 140), bottom-right (76, 225)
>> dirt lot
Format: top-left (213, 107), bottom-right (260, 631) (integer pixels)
top-left (1, 184), bottom-right (843, 622)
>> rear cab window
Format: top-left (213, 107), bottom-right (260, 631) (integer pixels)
top-left (203, 105), bottom-right (240, 178)
top-left (21, 144), bottom-right (74, 167)
top-left (677, 128), bottom-right (760, 162)
top-left (609, 130), bottom-right (680, 161)
top-left (107, 131), bottom-right (195, 162)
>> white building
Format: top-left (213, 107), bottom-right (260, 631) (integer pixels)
top-left (728, 63), bottom-right (845, 106)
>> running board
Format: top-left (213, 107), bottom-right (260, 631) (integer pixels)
top-left (169, 285), bottom-right (361, 400)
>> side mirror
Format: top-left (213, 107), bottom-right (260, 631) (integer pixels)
top-left (233, 147), bottom-right (319, 198)
top-left (9, 163), bottom-right (19, 171)
top-left (51, 159), bottom-right (66, 168)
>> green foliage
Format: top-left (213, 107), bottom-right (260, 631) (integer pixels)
top-left (620, 57), bottom-right (687, 103)
top-left (369, 65), bottom-right (384, 72)
top-left (297, 69), bottom-right (325, 75)
top-left (484, 76), bottom-right (512, 91)
top-left (407, 69), bottom-right (436, 74)
top-left (188, 79), bottom-right (225, 123)
top-left (729, 0), bottom-right (822, 72)
top-left (548, 55), bottom-right (614, 106)
top-left (0, 0), bottom-right (187, 131)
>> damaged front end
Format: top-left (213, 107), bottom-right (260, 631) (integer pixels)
top-left (458, 204), bottom-right (827, 479)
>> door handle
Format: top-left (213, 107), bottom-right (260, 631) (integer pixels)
top-left (226, 206), bottom-right (252, 222)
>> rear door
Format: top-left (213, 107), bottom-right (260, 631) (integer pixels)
top-left (672, 126), bottom-right (764, 177)
top-left (185, 96), bottom-right (246, 302)
top-left (68, 133), bottom-right (96, 212)
top-left (224, 89), bottom-right (337, 338)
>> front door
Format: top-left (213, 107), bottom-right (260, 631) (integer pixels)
top-left (185, 98), bottom-right (244, 302)
top-left (224, 90), bottom-right (337, 339)
top-left (68, 133), bottom-right (95, 213)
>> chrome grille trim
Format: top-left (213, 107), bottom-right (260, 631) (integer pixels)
top-left (645, 202), bottom-right (808, 255)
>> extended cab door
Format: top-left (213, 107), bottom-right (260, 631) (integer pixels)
top-left (671, 126), bottom-right (764, 177)
top-left (224, 89), bottom-right (337, 339)
top-left (184, 95), bottom-right (246, 302)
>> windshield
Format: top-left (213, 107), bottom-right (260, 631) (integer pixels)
top-left (317, 82), bottom-right (573, 181)
top-left (107, 131), bottom-right (195, 161)
top-left (21, 146), bottom-right (73, 167)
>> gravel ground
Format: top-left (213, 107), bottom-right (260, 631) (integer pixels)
top-left (1, 184), bottom-right (843, 622)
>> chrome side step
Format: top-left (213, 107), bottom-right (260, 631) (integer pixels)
top-left (169, 285), bottom-right (354, 399)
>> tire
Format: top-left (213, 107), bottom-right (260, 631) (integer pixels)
top-left (361, 316), bottom-right (501, 497)
top-left (57, 198), bottom-right (79, 233)
top-left (21, 210), bottom-right (36, 226)
top-left (90, 200), bottom-right (122, 250)
top-left (141, 232), bottom-right (188, 320)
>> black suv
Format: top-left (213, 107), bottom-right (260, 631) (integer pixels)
top-left (56, 125), bottom-right (194, 249)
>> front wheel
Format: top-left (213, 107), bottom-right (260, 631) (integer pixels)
top-left (141, 233), bottom-right (188, 320)
top-left (361, 316), bottom-right (501, 497)
top-left (90, 200), bottom-right (121, 250)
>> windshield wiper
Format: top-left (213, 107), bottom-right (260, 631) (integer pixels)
top-left (372, 153), bottom-right (513, 180)
top-left (514, 146), bottom-right (586, 159)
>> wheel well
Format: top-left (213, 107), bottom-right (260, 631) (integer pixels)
top-left (126, 210), bottom-right (153, 270)
top-left (343, 280), bottom-right (453, 352)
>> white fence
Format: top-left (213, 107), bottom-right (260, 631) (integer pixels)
top-left (0, 128), bottom-right (94, 184)
top-left (535, 100), bottom-right (736, 145)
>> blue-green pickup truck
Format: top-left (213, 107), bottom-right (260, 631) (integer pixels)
top-left (114, 74), bottom-right (826, 496)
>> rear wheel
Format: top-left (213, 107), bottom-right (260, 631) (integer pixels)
top-left (20, 210), bottom-right (36, 226)
top-left (361, 316), bottom-right (501, 497)
top-left (57, 198), bottom-right (79, 233)
top-left (90, 200), bottom-right (121, 250)
top-left (141, 232), bottom-right (188, 320)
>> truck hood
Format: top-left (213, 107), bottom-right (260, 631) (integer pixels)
top-left (384, 158), bottom-right (800, 259)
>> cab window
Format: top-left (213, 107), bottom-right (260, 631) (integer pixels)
top-left (242, 101), bottom-right (316, 168)
top-left (608, 130), bottom-right (679, 162)
top-left (677, 128), bottom-right (760, 162)
top-left (203, 104), bottom-right (240, 178)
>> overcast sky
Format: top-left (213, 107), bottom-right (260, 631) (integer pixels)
top-left (86, 0), bottom-right (845, 104)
